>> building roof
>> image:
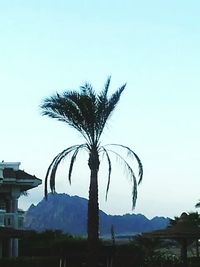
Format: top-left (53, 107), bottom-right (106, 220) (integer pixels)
top-left (0, 162), bottom-right (42, 190)
top-left (3, 168), bottom-right (38, 180)
top-left (143, 225), bottom-right (200, 240)
top-left (143, 213), bottom-right (200, 240)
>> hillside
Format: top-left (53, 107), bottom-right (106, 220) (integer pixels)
top-left (24, 193), bottom-right (169, 236)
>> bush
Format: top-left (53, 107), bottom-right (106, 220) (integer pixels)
top-left (0, 257), bottom-right (59, 267)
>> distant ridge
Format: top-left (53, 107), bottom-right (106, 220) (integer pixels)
top-left (24, 193), bottom-right (169, 236)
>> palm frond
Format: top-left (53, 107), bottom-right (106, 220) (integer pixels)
top-left (44, 151), bottom-right (63, 198)
top-left (95, 78), bottom-right (110, 140)
top-left (75, 89), bottom-right (97, 144)
top-left (68, 144), bottom-right (86, 184)
top-left (41, 92), bottom-right (93, 145)
top-left (106, 83), bottom-right (126, 117)
top-left (106, 149), bottom-right (138, 209)
top-left (106, 144), bottom-right (143, 184)
top-left (101, 147), bottom-right (112, 201)
top-left (49, 147), bottom-right (77, 192)
top-left (96, 83), bottom-right (126, 141)
top-left (101, 76), bottom-right (111, 99)
top-left (81, 82), bottom-right (96, 100)
top-left (45, 145), bottom-right (85, 198)
top-left (41, 93), bottom-right (81, 130)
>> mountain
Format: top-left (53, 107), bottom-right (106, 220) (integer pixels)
top-left (24, 193), bottom-right (169, 236)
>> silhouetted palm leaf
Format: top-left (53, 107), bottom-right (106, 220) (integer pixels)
top-left (101, 147), bottom-right (112, 200)
top-left (68, 144), bottom-right (87, 184)
top-left (108, 144), bottom-right (143, 184)
top-left (45, 145), bottom-right (83, 196)
top-left (105, 148), bottom-right (138, 209)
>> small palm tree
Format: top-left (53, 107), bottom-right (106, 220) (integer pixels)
top-left (40, 77), bottom-right (143, 267)
top-left (170, 212), bottom-right (200, 258)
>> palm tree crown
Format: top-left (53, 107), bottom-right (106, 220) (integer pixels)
top-left (41, 77), bottom-right (143, 206)
top-left (42, 78), bottom-right (124, 147)
top-left (41, 77), bottom-right (143, 267)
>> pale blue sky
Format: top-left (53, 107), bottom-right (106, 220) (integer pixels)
top-left (1, 0), bottom-right (200, 218)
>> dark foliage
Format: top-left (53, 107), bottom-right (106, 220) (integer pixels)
top-left (0, 257), bottom-right (60, 267)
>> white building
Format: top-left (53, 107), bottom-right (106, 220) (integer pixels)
top-left (0, 162), bottom-right (42, 258)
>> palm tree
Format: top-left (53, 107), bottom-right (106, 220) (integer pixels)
top-left (40, 77), bottom-right (143, 267)
top-left (170, 212), bottom-right (200, 258)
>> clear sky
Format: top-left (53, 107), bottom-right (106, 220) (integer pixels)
top-left (1, 0), bottom-right (200, 219)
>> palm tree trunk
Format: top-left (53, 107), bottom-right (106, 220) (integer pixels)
top-left (196, 239), bottom-right (199, 257)
top-left (87, 148), bottom-right (100, 267)
top-left (180, 239), bottom-right (188, 267)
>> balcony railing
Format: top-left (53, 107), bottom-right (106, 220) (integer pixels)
top-left (0, 209), bottom-right (24, 229)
